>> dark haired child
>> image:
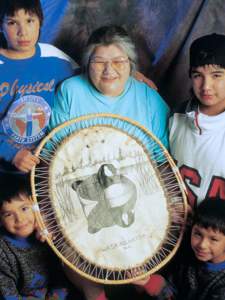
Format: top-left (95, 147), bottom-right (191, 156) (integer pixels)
top-left (0, 174), bottom-right (79, 299)
top-left (170, 33), bottom-right (225, 208)
top-left (0, 0), bottom-right (77, 173)
top-left (133, 198), bottom-right (225, 299)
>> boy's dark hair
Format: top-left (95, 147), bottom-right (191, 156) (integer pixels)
top-left (189, 33), bottom-right (225, 76)
top-left (0, 0), bottom-right (43, 48)
top-left (0, 0), bottom-right (43, 27)
top-left (193, 198), bottom-right (225, 235)
top-left (0, 174), bottom-right (31, 208)
top-left (188, 33), bottom-right (225, 104)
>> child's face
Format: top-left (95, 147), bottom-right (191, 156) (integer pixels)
top-left (191, 224), bottom-right (225, 263)
top-left (1, 9), bottom-right (40, 58)
top-left (0, 194), bottom-right (36, 238)
top-left (191, 64), bottom-right (225, 116)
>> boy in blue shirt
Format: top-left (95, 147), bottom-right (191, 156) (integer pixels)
top-left (0, 0), bottom-right (77, 173)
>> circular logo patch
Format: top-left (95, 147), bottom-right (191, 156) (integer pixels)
top-left (3, 95), bottom-right (51, 144)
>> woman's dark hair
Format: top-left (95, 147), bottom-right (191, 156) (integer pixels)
top-left (193, 198), bottom-right (225, 234)
top-left (0, 174), bottom-right (30, 208)
top-left (0, 0), bottom-right (43, 48)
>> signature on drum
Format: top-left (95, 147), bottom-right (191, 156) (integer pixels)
top-left (101, 232), bottom-right (152, 252)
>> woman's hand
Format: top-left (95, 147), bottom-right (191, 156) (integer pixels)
top-left (12, 148), bottom-right (40, 172)
top-left (134, 71), bottom-right (158, 90)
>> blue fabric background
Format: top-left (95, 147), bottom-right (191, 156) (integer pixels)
top-left (40, 0), bottom-right (69, 42)
top-left (40, 0), bottom-right (225, 106)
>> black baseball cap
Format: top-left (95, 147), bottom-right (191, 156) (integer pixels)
top-left (190, 33), bottom-right (225, 70)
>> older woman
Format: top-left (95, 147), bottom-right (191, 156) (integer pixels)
top-left (49, 25), bottom-right (169, 148)
top-left (48, 25), bottom-right (170, 300)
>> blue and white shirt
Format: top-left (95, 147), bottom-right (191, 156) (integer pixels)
top-left (170, 100), bottom-right (225, 207)
top-left (49, 74), bottom-right (170, 148)
top-left (0, 43), bottom-right (78, 162)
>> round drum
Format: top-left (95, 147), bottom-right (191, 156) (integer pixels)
top-left (31, 114), bottom-right (187, 284)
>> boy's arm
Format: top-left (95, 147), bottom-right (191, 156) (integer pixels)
top-left (209, 281), bottom-right (225, 300)
top-left (12, 148), bottom-right (40, 173)
top-left (210, 292), bottom-right (225, 300)
top-left (0, 130), bottom-right (21, 162)
top-left (0, 247), bottom-right (42, 299)
top-left (0, 240), bottom-right (63, 300)
top-left (143, 275), bottom-right (175, 299)
top-left (133, 274), bottom-right (175, 299)
top-left (0, 244), bottom-right (20, 299)
top-left (0, 127), bottom-right (39, 172)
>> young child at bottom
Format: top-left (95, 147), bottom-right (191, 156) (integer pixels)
top-left (0, 174), bottom-right (77, 300)
top-left (133, 198), bottom-right (225, 300)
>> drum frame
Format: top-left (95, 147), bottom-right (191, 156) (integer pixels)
top-left (31, 113), bottom-right (188, 284)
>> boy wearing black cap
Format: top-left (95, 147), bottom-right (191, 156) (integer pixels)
top-left (169, 33), bottom-right (225, 208)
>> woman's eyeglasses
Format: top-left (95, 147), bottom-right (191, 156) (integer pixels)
top-left (90, 57), bottom-right (129, 72)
